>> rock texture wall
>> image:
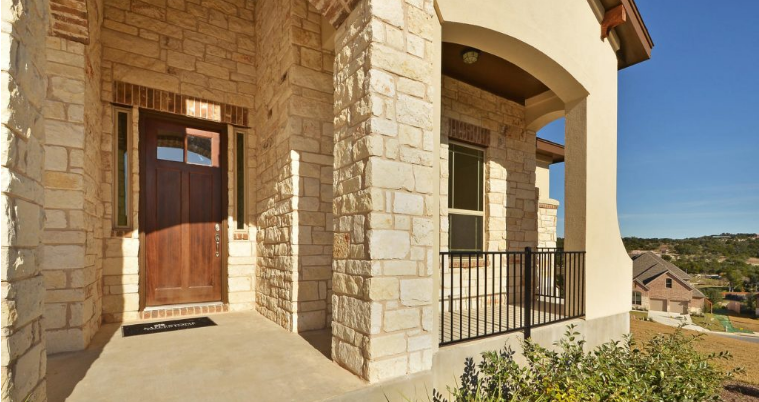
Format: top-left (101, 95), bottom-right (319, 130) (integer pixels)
top-left (331, 0), bottom-right (438, 382)
top-left (98, 0), bottom-right (258, 321)
top-left (440, 76), bottom-right (536, 252)
top-left (1, 0), bottom-right (49, 398)
top-left (254, 0), bottom-right (335, 332)
top-left (537, 200), bottom-right (558, 248)
top-left (41, 0), bottom-right (105, 353)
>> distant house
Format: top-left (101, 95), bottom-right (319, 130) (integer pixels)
top-left (632, 252), bottom-right (705, 314)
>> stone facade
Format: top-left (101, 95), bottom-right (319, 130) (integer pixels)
top-left (253, 0), bottom-right (335, 332)
top-left (41, 0), bottom-right (105, 352)
top-left (2, 0), bottom-right (646, 397)
top-left (2, 0), bottom-right (49, 398)
top-left (330, 0), bottom-right (439, 382)
top-left (537, 200), bottom-right (558, 248)
top-left (439, 76), bottom-right (537, 253)
top-left (98, 0), bottom-right (258, 323)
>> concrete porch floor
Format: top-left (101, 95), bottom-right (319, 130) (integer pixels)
top-left (47, 311), bottom-right (366, 402)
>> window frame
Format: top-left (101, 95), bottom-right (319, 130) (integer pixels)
top-left (665, 278), bottom-right (673, 288)
top-left (632, 291), bottom-right (642, 305)
top-left (447, 141), bottom-right (486, 251)
top-left (233, 129), bottom-right (248, 231)
top-left (112, 106), bottom-right (133, 229)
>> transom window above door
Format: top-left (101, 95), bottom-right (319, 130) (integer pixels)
top-left (156, 128), bottom-right (220, 167)
top-left (448, 142), bottom-right (484, 251)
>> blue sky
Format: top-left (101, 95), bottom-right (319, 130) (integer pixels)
top-left (538, 1), bottom-right (759, 239)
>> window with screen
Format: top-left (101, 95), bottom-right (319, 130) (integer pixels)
top-left (448, 143), bottom-right (484, 251)
top-left (632, 291), bottom-right (642, 305)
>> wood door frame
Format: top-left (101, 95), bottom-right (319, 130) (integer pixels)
top-left (138, 110), bottom-right (230, 310)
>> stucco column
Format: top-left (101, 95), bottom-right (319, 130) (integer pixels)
top-left (1, 0), bottom-right (49, 398)
top-left (564, 91), bottom-right (632, 323)
top-left (331, 0), bottom-right (440, 382)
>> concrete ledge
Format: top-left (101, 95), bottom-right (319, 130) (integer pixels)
top-left (326, 311), bottom-right (630, 401)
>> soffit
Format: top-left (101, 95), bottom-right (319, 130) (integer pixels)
top-left (442, 42), bottom-right (549, 105)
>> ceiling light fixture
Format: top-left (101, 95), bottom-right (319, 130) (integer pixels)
top-left (461, 48), bottom-right (480, 64)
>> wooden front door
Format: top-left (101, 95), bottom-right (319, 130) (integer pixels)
top-left (142, 116), bottom-right (223, 306)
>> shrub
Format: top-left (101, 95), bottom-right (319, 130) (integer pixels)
top-left (434, 325), bottom-right (741, 402)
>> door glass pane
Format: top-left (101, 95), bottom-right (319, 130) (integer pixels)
top-left (157, 131), bottom-right (184, 162)
top-left (449, 214), bottom-right (483, 251)
top-left (187, 135), bottom-right (212, 166)
top-left (449, 144), bottom-right (483, 211)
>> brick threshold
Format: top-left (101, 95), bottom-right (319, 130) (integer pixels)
top-left (139, 302), bottom-right (229, 320)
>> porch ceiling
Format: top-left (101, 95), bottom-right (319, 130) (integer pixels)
top-left (442, 42), bottom-right (549, 105)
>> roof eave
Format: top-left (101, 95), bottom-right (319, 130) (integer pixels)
top-left (600, 0), bottom-right (654, 70)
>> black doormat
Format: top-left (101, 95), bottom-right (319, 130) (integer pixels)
top-left (122, 317), bottom-right (216, 337)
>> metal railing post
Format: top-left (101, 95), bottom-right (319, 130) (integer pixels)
top-left (524, 247), bottom-right (532, 339)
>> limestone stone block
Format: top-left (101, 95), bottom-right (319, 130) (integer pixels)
top-left (9, 342), bottom-right (44, 399)
top-left (3, 276), bottom-right (45, 328)
top-left (366, 158), bottom-right (414, 191)
top-left (392, 192), bottom-right (423, 216)
top-left (44, 146), bottom-right (68, 171)
top-left (41, 245), bottom-right (85, 269)
top-left (400, 278), bottom-right (432, 306)
top-left (335, 340), bottom-right (364, 375)
top-left (368, 332), bottom-right (406, 359)
top-left (44, 303), bottom-right (67, 330)
top-left (367, 355), bottom-right (407, 382)
top-left (367, 277), bottom-right (398, 301)
top-left (396, 94), bottom-right (432, 130)
top-left (383, 308), bottom-right (419, 332)
top-left (367, 230), bottom-right (410, 259)
top-left (46, 328), bottom-right (85, 353)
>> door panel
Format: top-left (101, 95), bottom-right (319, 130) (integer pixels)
top-left (143, 116), bottom-right (223, 306)
top-left (188, 171), bottom-right (216, 289)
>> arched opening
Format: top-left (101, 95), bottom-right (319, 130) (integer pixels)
top-left (438, 19), bottom-right (588, 345)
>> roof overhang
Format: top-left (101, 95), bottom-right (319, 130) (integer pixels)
top-left (536, 138), bottom-right (564, 164)
top-left (599, 0), bottom-right (654, 69)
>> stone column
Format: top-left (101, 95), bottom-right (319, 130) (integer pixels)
top-left (331, 0), bottom-right (439, 383)
top-left (1, 0), bottom-right (49, 399)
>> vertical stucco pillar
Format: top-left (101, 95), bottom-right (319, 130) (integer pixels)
top-left (564, 86), bottom-right (632, 323)
top-left (331, 0), bottom-right (440, 382)
top-left (1, 0), bottom-right (49, 398)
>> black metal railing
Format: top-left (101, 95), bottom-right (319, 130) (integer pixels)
top-left (439, 247), bottom-right (585, 346)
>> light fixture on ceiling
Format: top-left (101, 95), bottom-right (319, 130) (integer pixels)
top-left (461, 48), bottom-right (480, 64)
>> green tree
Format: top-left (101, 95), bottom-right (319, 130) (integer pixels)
top-left (703, 288), bottom-right (723, 305)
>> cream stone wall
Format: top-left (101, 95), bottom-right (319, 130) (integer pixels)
top-left (98, 0), bottom-right (258, 322)
top-left (439, 76), bottom-right (536, 253)
top-left (331, 0), bottom-right (439, 382)
top-left (41, 0), bottom-right (105, 353)
top-left (1, 0), bottom-right (49, 397)
top-left (253, 0), bottom-right (335, 332)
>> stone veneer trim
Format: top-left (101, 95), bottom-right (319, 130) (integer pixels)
top-left (112, 81), bottom-right (250, 127)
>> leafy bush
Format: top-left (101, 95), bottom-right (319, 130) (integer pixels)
top-left (434, 326), bottom-right (741, 402)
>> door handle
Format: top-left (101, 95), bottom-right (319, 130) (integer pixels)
top-left (215, 233), bottom-right (220, 257)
